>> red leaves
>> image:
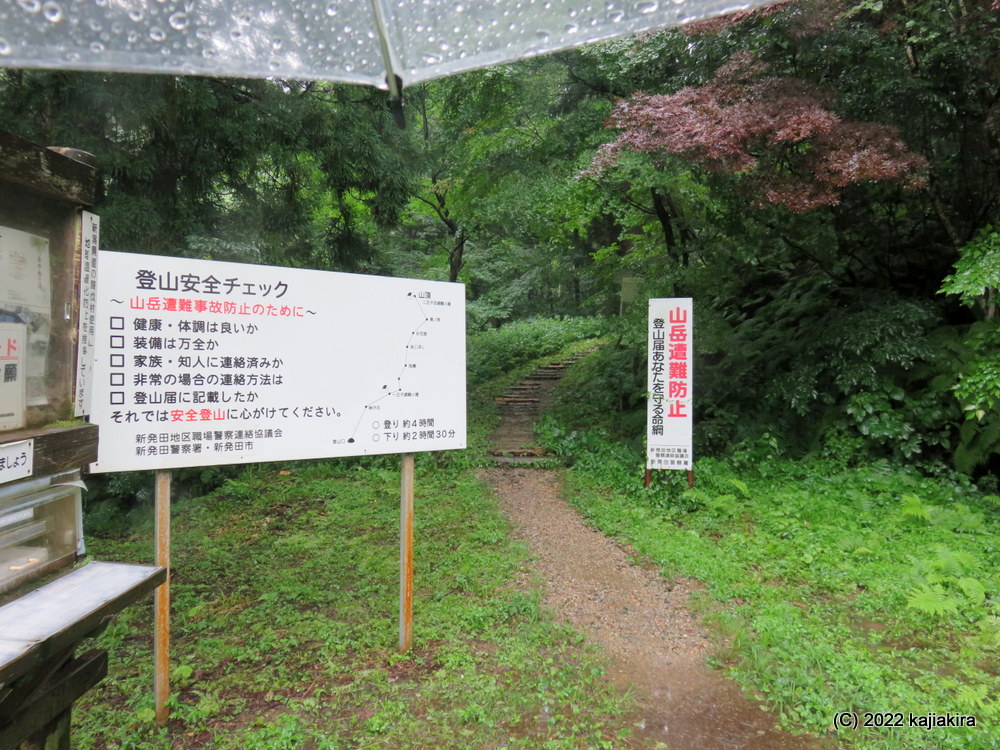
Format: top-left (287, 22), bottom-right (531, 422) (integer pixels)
top-left (588, 54), bottom-right (928, 211)
top-left (809, 121), bottom-right (929, 189)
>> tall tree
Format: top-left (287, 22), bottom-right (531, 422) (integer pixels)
top-left (577, 0), bottom-right (999, 468)
top-left (0, 71), bottom-right (412, 269)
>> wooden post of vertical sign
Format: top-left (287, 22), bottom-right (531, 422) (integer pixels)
top-left (399, 453), bottom-right (415, 652)
top-left (154, 470), bottom-right (171, 725)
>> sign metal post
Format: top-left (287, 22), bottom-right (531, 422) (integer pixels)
top-left (153, 469), bottom-right (171, 725)
top-left (399, 453), bottom-right (415, 652)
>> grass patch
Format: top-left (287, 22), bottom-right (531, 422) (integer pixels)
top-left (74, 360), bottom-right (633, 748)
top-left (538, 417), bottom-right (1000, 750)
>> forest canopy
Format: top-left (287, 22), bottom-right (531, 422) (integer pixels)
top-left (0, 0), bottom-right (997, 477)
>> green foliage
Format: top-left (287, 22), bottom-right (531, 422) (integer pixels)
top-left (0, 72), bottom-right (411, 270)
top-left (899, 493), bottom-right (932, 522)
top-left (2, 0), bottom-right (996, 473)
top-left (940, 227), bottom-right (1000, 316)
top-left (935, 228), bottom-right (1000, 471)
top-left (904, 545), bottom-right (989, 620)
top-left (84, 464), bottom-right (244, 537)
top-left (76, 457), bottom-right (634, 749)
top-left (466, 316), bottom-right (605, 386)
top-left (538, 416), bottom-right (1000, 748)
top-left (565, 0), bottom-right (997, 474)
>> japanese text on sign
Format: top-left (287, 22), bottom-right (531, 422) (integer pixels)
top-left (88, 251), bottom-right (466, 473)
top-left (75, 212), bottom-right (99, 416)
top-left (0, 439), bottom-right (33, 484)
top-left (647, 298), bottom-right (693, 470)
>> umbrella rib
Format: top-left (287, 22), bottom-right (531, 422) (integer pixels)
top-left (369, 0), bottom-right (401, 100)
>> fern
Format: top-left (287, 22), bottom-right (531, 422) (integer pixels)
top-left (956, 577), bottom-right (987, 605)
top-left (930, 545), bottom-right (979, 577)
top-left (932, 503), bottom-right (986, 534)
top-left (708, 493), bottom-right (740, 516)
top-left (729, 478), bottom-right (751, 498)
top-left (900, 493), bottom-right (931, 522)
top-left (954, 684), bottom-right (990, 712)
top-left (973, 616), bottom-right (1000, 650)
top-left (906, 585), bottom-right (961, 617)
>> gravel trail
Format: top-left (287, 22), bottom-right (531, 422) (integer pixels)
top-left (481, 360), bottom-right (832, 749)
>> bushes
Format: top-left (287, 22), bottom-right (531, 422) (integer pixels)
top-left (537, 419), bottom-right (1000, 748)
top-left (466, 316), bottom-right (605, 386)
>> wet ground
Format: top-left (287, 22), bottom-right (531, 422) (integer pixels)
top-left (482, 359), bottom-right (834, 750)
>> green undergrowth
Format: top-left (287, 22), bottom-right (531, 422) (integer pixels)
top-left (467, 316), bottom-right (606, 387)
top-left (537, 418), bottom-right (1000, 750)
top-left (75, 440), bottom-right (632, 745)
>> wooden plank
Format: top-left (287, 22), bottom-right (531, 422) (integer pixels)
top-left (0, 562), bottom-right (165, 685)
top-left (0, 650), bottom-right (107, 749)
top-left (0, 131), bottom-right (96, 206)
top-left (0, 638), bottom-right (32, 670)
top-left (0, 425), bottom-right (99, 479)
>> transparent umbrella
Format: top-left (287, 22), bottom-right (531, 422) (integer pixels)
top-left (0, 0), bottom-right (776, 99)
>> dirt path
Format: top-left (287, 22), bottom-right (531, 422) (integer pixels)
top-left (482, 360), bottom-right (831, 750)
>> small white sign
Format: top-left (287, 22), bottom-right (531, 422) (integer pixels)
top-left (0, 439), bottom-right (33, 484)
top-left (647, 298), bottom-right (693, 471)
top-left (89, 251), bottom-right (467, 473)
top-left (74, 212), bottom-right (100, 417)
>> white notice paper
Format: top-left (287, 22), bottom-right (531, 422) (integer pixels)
top-left (75, 212), bottom-right (100, 417)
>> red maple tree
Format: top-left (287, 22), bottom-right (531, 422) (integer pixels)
top-left (587, 52), bottom-right (928, 211)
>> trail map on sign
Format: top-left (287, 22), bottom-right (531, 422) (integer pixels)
top-left (88, 251), bottom-right (466, 473)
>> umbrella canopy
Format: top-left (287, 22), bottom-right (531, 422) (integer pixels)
top-left (0, 0), bottom-right (776, 90)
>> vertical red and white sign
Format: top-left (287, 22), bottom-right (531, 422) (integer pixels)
top-left (647, 298), bottom-right (693, 471)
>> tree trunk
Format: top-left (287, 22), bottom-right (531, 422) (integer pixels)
top-left (449, 227), bottom-right (465, 283)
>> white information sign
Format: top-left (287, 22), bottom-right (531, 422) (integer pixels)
top-left (89, 251), bottom-right (466, 473)
top-left (647, 298), bottom-right (693, 471)
top-left (0, 439), bottom-right (33, 484)
top-left (74, 212), bottom-right (100, 417)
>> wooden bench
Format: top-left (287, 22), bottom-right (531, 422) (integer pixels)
top-left (0, 560), bottom-right (165, 748)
